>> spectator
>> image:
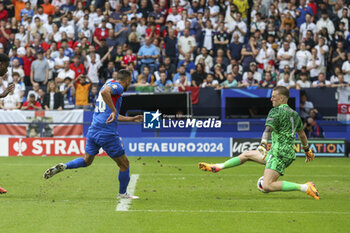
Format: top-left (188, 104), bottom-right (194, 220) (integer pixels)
top-left (201, 72), bottom-right (218, 88)
top-left (0, 88), bottom-right (21, 110)
top-left (240, 71), bottom-right (259, 88)
top-left (195, 47), bottom-right (213, 73)
top-left (137, 36), bottom-right (159, 74)
top-left (178, 28), bottom-right (196, 61)
top-left (20, 2), bottom-right (33, 21)
top-left (54, 47), bottom-right (69, 74)
top-left (227, 34), bottom-right (243, 62)
top-left (114, 14), bottom-right (129, 48)
top-left (256, 39), bottom-right (275, 73)
top-left (178, 53), bottom-right (195, 74)
top-left (229, 12), bottom-right (247, 44)
top-left (121, 48), bottom-right (136, 68)
top-left (191, 63), bottom-right (207, 87)
top-left (164, 56), bottom-right (176, 81)
top-left (70, 55), bottom-right (85, 79)
top-left (312, 73), bottom-right (331, 88)
top-left (155, 72), bottom-right (173, 90)
top-left (136, 66), bottom-right (155, 85)
top-left (173, 65), bottom-right (192, 85)
top-left (331, 73), bottom-right (350, 87)
top-left (296, 72), bottom-right (312, 89)
top-left (56, 60), bottom-right (74, 84)
top-left (296, 0), bottom-right (313, 28)
top-left (126, 63), bottom-right (139, 84)
top-left (277, 42), bottom-right (295, 73)
top-left (200, 20), bottom-right (215, 52)
top-left (27, 82), bottom-right (40, 100)
top-left (219, 73), bottom-right (238, 89)
top-left (259, 71), bottom-right (276, 88)
top-left (93, 19), bottom-right (109, 48)
top-left (315, 37), bottom-right (329, 72)
top-left (278, 65), bottom-right (295, 82)
top-left (295, 42), bottom-right (312, 73)
top-left (299, 13), bottom-right (316, 42)
top-left (304, 117), bottom-right (325, 138)
top-left (30, 49), bottom-right (49, 86)
top-left (88, 85), bottom-right (98, 109)
top-left (43, 80), bottom-right (63, 110)
top-left (86, 47), bottom-right (113, 85)
top-left (41, 0), bottom-right (55, 16)
top-left (163, 28), bottom-right (177, 63)
top-left (307, 48), bottom-right (322, 81)
top-left (241, 36), bottom-right (258, 72)
top-left (341, 53), bottom-right (350, 83)
top-left (31, 16), bottom-right (47, 40)
top-left (243, 62), bottom-right (262, 82)
top-left (8, 58), bottom-right (24, 81)
top-left (59, 16), bottom-right (74, 39)
top-left (231, 64), bottom-right (243, 83)
top-left (104, 60), bottom-right (116, 81)
top-left (60, 77), bottom-right (74, 109)
top-left (74, 74), bottom-right (91, 109)
top-left (300, 91), bottom-right (314, 119)
top-left (331, 41), bottom-right (346, 72)
top-left (316, 10), bottom-right (335, 36)
top-left (277, 72), bottom-right (296, 89)
top-left (11, 72), bottom-right (25, 101)
top-left (21, 93), bottom-right (42, 110)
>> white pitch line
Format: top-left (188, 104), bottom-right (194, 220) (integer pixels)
top-left (116, 174), bottom-right (139, 212)
top-left (128, 209), bottom-right (350, 215)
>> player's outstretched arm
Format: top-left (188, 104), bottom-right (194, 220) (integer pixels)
top-left (101, 86), bottom-right (118, 124)
top-left (118, 114), bottom-right (143, 122)
top-left (297, 129), bottom-right (315, 163)
top-left (258, 126), bottom-right (273, 159)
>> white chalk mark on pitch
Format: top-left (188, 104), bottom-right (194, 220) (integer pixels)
top-left (128, 209), bottom-right (350, 215)
top-left (116, 174), bottom-right (139, 212)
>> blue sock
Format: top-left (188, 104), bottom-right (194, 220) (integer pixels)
top-left (118, 168), bottom-right (130, 194)
top-left (65, 158), bottom-right (87, 169)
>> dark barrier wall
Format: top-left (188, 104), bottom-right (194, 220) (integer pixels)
top-left (303, 88), bottom-right (338, 117)
top-left (193, 88), bottom-right (221, 117)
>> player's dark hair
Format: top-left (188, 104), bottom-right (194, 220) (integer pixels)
top-left (117, 69), bottom-right (131, 82)
top-left (0, 53), bottom-right (10, 62)
top-left (274, 86), bottom-right (289, 99)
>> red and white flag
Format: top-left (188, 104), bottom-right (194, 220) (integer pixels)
top-left (0, 110), bottom-right (84, 137)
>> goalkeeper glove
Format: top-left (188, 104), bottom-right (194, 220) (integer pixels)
top-left (257, 142), bottom-right (267, 159)
top-left (304, 145), bottom-right (315, 162)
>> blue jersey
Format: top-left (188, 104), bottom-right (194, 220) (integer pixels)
top-left (90, 80), bottom-right (124, 135)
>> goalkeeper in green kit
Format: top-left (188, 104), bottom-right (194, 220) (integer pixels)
top-left (198, 86), bottom-right (319, 200)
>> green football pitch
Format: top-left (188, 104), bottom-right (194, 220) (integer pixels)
top-left (0, 156), bottom-right (349, 233)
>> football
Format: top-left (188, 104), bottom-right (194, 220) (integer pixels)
top-left (257, 176), bottom-right (267, 193)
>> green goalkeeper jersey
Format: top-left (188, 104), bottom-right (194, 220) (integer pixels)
top-left (265, 104), bottom-right (303, 159)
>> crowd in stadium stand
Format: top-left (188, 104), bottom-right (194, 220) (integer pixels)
top-left (0, 0), bottom-right (349, 111)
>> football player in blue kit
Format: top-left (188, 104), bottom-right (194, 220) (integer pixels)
top-left (43, 69), bottom-right (142, 199)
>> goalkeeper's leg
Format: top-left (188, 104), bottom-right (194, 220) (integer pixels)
top-left (263, 168), bottom-right (319, 200)
top-left (198, 150), bottom-right (266, 172)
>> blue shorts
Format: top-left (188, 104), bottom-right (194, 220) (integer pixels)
top-left (85, 129), bottom-right (125, 158)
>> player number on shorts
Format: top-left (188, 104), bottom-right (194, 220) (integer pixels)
top-left (95, 93), bottom-right (106, 113)
top-left (290, 117), bottom-right (295, 135)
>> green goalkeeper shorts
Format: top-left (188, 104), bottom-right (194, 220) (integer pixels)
top-left (264, 152), bottom-right (295, 176)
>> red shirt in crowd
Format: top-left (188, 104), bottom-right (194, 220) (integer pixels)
top-left (70, 63), bottom-right (85, 78)
top-left (22, 101), bottom-right (42, 110)
top-left (22, 55), bottom-right (35, 77)
top-left (93, 28), bottom-right (109, 41)
top-left (0, 9), bottom-right (8, 22)
top-left (122, 54), bottom-right (136, 66)
top-left (146, 26), bottom-right (161, 38)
